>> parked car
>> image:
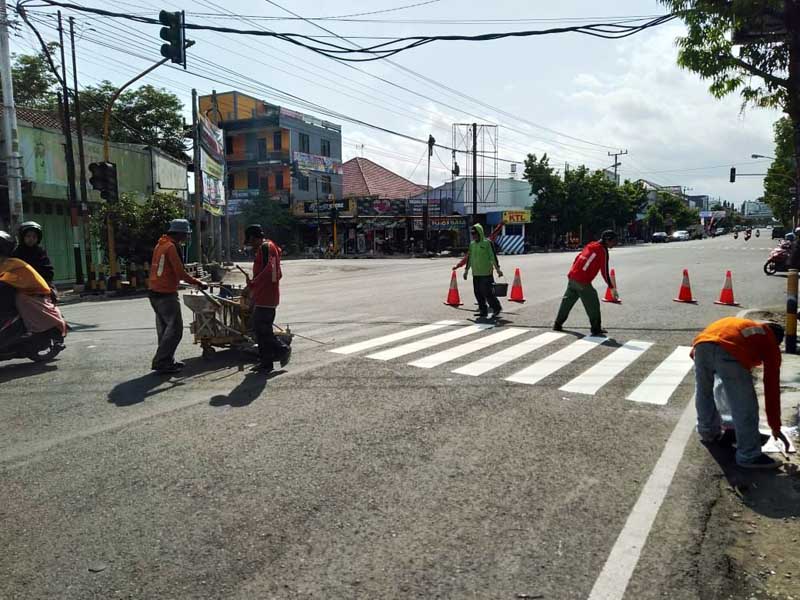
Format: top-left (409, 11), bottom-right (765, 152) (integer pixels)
top-left (715, 227), bottom-right (727, 236)
top-left (652, 232), bottom-right (669, 243)
top-left (772, 226), bottom-right (787, 239)
top-left (671, 230), bottom-right (691, 241)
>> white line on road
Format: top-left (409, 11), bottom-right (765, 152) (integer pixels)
top-left (626, 346), bottom-right (694, 405)
top-left (587, 398), bottom-right (696, 600)
top-left (330, 320), bottom-right (460, 355)
top-left (505, 336), bottom-right (606, 386)
top-left (367, 324), bottom-right (493, 361)
top-left (452, 331), bottom-right (566, 376)
top-left (408, 327), bottom-right (527, 369)
top-left (559, 340), bottom-right (653, 395)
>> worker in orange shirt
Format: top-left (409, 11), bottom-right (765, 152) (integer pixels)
top-left (692, 317), bottom-right (789, 469)
top-left (148, 219), bottom-right (207, 374)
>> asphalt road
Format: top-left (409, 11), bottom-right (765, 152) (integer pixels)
top-left (0, 234), bottom-right (787, 599)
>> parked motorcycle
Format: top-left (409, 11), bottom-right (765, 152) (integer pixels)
top-left (734, 232), bottom-right (739, 240)
top-left (0, 310), bottom-right (65, 363)
top-left (764, 241), bottom-right (792, 275)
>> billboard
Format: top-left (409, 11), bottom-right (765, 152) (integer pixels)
top-left (293, 151), bottom-right (343, 175)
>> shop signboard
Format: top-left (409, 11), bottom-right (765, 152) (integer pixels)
top-left (503, 210), bottom-right (531, 224)
top-left (199, 113), bottom-right (224, 161)
top-left (302, 199), bottom-right (350, 214)
top-left (413, 216), bottom-right (466, 231)
top-left (200, 148), bottom-right (224, 180)
top-left (356, 198), bottom-right (407, 216)
top-left (293, 151), bottom-right (343, 175)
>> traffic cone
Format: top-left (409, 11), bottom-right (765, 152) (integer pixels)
top-left (509, 268), bottom-right (526, 303)
top-left (714, 271), bottom-right (740, 306)
top-left (602, 269), bottom-right (622, 304)
top-left (444, 271), bottom-right (463, 307)
top-left (673, 269), bottom-right (698, 304)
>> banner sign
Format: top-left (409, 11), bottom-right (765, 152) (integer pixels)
top-left (356, 198), bottom-right (407, 216)
top-left (413, 216), bottom-right (465, 231)
top-left (408, 197), bottom-right (442, 217)
top-left (202, 171), bottom-right (225, 207)
top-left (502, 210), bottom-right (531, 224)
top-left (293, 151), bottom-right (343, 175)
top-left (199, 113), bottom-right (224, 161)
top-left (200, 148), bottom-right (224, 180)
top-left (302, 200), bottom-right (348, 213)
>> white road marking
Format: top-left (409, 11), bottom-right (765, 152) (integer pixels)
top-left (367, 324), bottom-right (493, 361)
top-left (587, 399), bottom-right (696, 600)
top-left (505, 336), bottom-right (606, 385)
top-left (452, 331), bottom-right (566, 376)
top-left (560, 340), bottom-right (653, 395)
top-left (626, 346), bottom-right (694, 405)
top-left (329, 320), bottom-right (460, 355)
top-left (408, 327), bottom-right (527, 369)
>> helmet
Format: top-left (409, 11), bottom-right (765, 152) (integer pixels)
top-left (794, 227), bottom-right (800, 235)
top-left (18, 221), bottom-right (42, 243)
top-left (244, 224), bottom-right (264, 242)
top-left (600, 229), bottom-right (617, 242)
top-left (0, 230), bottom-right (17, 257)
top-left (167, 219), bottom-right (192, 234)
top-left (786, 233), bottom-right (796, 242)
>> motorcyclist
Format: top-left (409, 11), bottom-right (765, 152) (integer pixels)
top-left (0, 230), bottom-right (66, 337)
top-left (12, 221), bottom-right (54, 284)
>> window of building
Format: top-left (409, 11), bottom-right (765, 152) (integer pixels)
top-left (321, 175), bottom-right (332, 194)
top-left (257, 139), bottom-right (267, 161)
top-left (273, 131), bottom-right (282, 151)
top-left (227, 173), bottom-right (235, 190)
top-left (299, 132), bottom-right (310, 153)
top-left (275, 172), bottom-right (284, 190)
top-left (320, 138), bottom-right (331, 157)
top-left (247, 169), bottom-right (259, 189)
top-left (299, 175), bottom-right (309, 191)
top-left (225, 136), bottom-right (234, 155)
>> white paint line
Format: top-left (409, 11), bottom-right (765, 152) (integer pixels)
top-left (408, 327), bottom-right (527, 369)
top-left (452, 331), bottom-right (566, 376)
top-left (626, 346), bottom-right (694, 405)
top-left (560, 340), bottom-right (653, 395)
top-left (329, 320), bottom-right (460, 355)
top-left (505, 336), bottom-right (607, 386)
top-left (367, 324), bottom-right (493, 361)
top-left (587, 398), bottom-right (696, 600)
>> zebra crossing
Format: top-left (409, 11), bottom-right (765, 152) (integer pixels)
top-left (328, 320), bottom-right (694, 406)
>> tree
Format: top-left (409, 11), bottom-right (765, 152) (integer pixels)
top-left (240, 199), bottom-right (298, 251)
top-left (764, 116), bottom-right (795, 225)
top-left (0, 43), bottom-right (59, 109)
top-left (661, 1), bottom-right (800, 220)
top-left (79, 81), bottom-right (187, 160)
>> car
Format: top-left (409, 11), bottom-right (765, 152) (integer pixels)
top-left (671, 230), bottom-right (690, 241)
top-left (652, 232), bottom-right (669, 243)
top-left (772, 226), bottom-right (787, 239)
top-left (715, 227), bottom-right (727, 236)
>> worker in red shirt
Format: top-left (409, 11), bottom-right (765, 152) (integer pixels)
top-left (692, 317), bottom-right (789, 469)
top-left (148, 219), bottom-right (207, 374)
top-left (553, 230), bottom-right (617, 336)
top-left (244, 224), bottom-right (290, 373)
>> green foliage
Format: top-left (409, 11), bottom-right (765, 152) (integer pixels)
top-left (240, 199), bottom-right (298, 250)
top-left (763, 117), bottom-right (795, 226)
top-left (91, 192), bottom-right (185, 262)
top-left (649, 191), bottom-right (701, 229)
top-left (523, 153), bottom-right (648, 243)
top-left (1, 42), bottom-right (60, 110)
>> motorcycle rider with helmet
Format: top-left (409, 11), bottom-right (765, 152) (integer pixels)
top-left (12, 221), bottom-right (54, 285)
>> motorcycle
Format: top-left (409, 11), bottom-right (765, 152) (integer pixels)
top-left (734, 232), bottom-right (739, 240)
top-left (0, 309), bottom-right (65, 363)
top-left (764, 241), bottom-right (792, 275)
top-left (756, 229), bottom-right (761, 238)
top-left (745, 230), bottom-right (752, 242)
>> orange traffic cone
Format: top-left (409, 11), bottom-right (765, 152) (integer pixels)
top-left (714, 271), bottom-right (740, 306)
top-left (509, 268), bottom-right (526, 303)
top-left (673, 269), bottom-right (698, 304)
top-left (444, 271), bottom-right (463, 307)
top-left (602, 269), bottom-right (622, 304)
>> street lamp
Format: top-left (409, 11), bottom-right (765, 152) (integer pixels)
top-left (751, 153), bottom-right (776, 160)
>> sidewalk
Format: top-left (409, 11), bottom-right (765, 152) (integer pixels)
top-left (701, 307), bottom-right (800, 599)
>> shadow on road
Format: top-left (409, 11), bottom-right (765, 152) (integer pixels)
top-left (209, 369), bottom-right (283, 408)
top-left (0, 360), bottom-right (58, 383)
top-left (705, 440), bottom-right (800, 519)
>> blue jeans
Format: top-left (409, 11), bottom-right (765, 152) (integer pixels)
top-left (693, 342), bottom-right (762, 464)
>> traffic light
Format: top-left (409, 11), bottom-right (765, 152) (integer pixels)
top-left (159, 10), bottom-right (186, 67)
top-left (88, 161), bottom-right (119, 202)
top-left (729, 167), bottom-right (736, 183)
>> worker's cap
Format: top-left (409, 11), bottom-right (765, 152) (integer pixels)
top-left (244, 224), bottom-right (265, 241)
top-left (600, 229), bottom-right (617, 241)
top-left (763, 322), bottom-right (785, 346)
top-left (167, 219), bottom-right (192, 234)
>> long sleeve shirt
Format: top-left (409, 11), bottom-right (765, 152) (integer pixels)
top-left (148, 235), bottom-right (202, 294)
top-left (567, 241), bottom-right (611, 287)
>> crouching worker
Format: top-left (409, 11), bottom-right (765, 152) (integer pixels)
top-left (244, 224), bottom-right (291, 373)
top-left (692, 317), bottom-right (789, 469)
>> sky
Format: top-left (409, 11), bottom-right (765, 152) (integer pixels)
top-left (12, 0), bottom-right (785, 205)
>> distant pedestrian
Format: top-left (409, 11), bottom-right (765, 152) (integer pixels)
top-left (148, 219), bottom-right (207, 374)
top-left (12, 221), bottom-right (55, 285)
top-left (553, 230), bottom-right (617, 336)
top-left (692, 317), bottom-right (789, 469)
top-left (453, 223), bottom-right (503, 319)
top-left (244, 224), bottom-right (290, 373)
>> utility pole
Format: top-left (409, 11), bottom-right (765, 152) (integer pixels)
top-left (425, 134), bottom-right (434, 251)
top-left (0, 0), bottom-right (23, 231)
top-left (69, 16), bottom-right (93, 288)
top-left (315, 177), bottom-right (321, 250)
top-left (210, 90), bottom-right (230, 264)
top-left (58, 12), bottom-right (83, 284)
top-left (472, 122), bottom-right (478, 219)
top-left (608, 149), bottom-right (628, 185)
top-left (191, 88), bottom-right (203, 263)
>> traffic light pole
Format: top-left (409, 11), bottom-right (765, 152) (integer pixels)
top-left (191, 88), bottom-right (203, 264)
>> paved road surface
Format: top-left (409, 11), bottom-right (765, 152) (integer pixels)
top-left (0, 235), bottom-right (786, 599)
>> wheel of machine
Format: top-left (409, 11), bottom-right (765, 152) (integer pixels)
top-left (202, 346), bottom-right (216, 360)
top-left (764, 260), bottom-right (777, 275)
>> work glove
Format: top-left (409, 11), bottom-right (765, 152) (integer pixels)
top-left (773, 429), bottom-right (791, 453)
top-left (463, 271), bottom-right (468, 281)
